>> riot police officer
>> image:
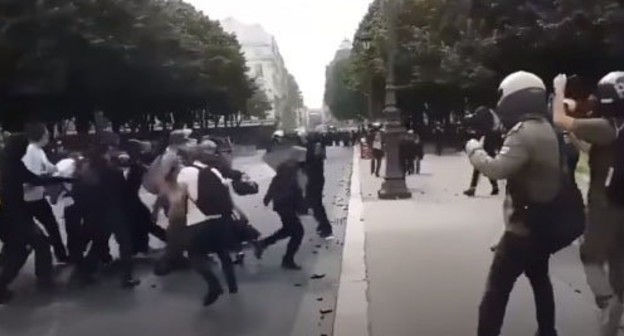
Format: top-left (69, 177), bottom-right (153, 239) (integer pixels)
top-left (466, 71), bottom-right (562, 336)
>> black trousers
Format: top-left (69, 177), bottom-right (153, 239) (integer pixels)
top-left (307, 177), bottom-right (332, 235)
top-left (128, 197), bottom-right (167, 254)
top-left (478, 232), bottom-right (557, 336)
top-left (187, 218), bottom-right (238, 293)
top-left (27, 199), bottom-right (66, 258)
top-left (81, 208), bottom-right (134, 282)
top-left (0, 217), bottom-right (52, 289)
top-left (469, 169), bottom-right (499, 191)
top-left (400, 157), bottom-right (416, 175)
top-left (64, 203), bottom-right (86, 262)
top-left (371, 149), bottom-right (383, 177)
top-left (264, 209), bottom-right (304, 262)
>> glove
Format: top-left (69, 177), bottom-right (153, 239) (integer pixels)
top-left (465, 139), bottom-right (483, 156)
top-left (553, 74), bottom-right (567, 97)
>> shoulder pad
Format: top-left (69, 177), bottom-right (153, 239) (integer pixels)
top-left (506, 122), bottom-right (524, 137)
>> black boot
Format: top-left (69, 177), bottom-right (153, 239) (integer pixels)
top-left (203, 286), bottom-right (224, 306)
top-left (54, 247), bottom-right (69, 264)
top-left (282, 258), bottom-right (302, 271)
top-left (253, 240), bottom-right (266, 260)
top-left (463, 188), bottom-right (476, 197)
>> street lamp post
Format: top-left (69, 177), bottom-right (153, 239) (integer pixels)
top-left (357, 34), bottom-right (374, 120)
top-left (378, 0), bottom-right (411, 200)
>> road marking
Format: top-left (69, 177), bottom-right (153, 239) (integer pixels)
top-left (334, 147), bottom-right (369, 336)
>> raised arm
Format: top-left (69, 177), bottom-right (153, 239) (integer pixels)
top-left (466, 124), bottom-right (530, 181)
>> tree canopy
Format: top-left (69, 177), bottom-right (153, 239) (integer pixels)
top-left (332, 0), bottom-right (624, 123)
top-left (324, 57), bottom-right (367, 120)
top-left (0, 0), bottom-right (269, 132)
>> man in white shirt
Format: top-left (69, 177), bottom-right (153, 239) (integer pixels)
top-left (22, 123), bottom-right (68, 263)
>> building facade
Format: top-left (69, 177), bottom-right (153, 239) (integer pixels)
top-left (221, 18), bottom-right (289, 122)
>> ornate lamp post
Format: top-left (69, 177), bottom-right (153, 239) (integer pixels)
top-left (378, 0), bottom-right (411, 200)
top-left (356, 33), bottom-right (374, 121)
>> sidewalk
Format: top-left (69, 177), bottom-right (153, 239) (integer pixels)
top-left (336, 151), bottom-right (606, 336)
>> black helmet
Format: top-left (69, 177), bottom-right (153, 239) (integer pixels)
top-left (496, 71), bottom-right (547, 129)
top-left (595, 71), bottom-right (624, 118)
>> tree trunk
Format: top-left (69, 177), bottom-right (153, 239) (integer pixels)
top-left (235, 113), bottom-right (243, 127)
top-left (213, 116), bottom-right (221, 128)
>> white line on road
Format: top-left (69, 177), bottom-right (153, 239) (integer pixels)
top-left (333, 148), bottom-right (369, 336)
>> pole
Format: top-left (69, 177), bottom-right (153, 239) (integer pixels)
top-left (368, 75), bottom-right (374, 120)
top-left (378, 0), bottom-right (412, 200)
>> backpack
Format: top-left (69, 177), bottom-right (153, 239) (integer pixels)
top-left (606, 120), bottom-right (624, 206)
top-left (195, 165), bottom-right (234, 216)
top-left (518, 129), bottom-right (585, 254)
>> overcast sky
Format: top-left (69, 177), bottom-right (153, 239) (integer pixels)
top-left (184, 0), bottom-right (372, 109)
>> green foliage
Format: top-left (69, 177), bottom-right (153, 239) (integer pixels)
top-left (281, 73), bottom-right (303, 131)
top-left (0, 0), bottom-right (254, 131)
top-left (344, 0), bottom-right (624, 119)
top-left (245, 85), bottom-right (272, 120)
top-left (325, 57), bottom-right (366, 120)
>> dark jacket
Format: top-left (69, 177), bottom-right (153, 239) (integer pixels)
top-left (482, 131), bottom-right (504, 157)
top-left (264, 162), bottom-right (305, 212)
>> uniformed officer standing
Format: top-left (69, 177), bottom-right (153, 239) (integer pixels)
top-left (466, 71), bottom-right (561, 336)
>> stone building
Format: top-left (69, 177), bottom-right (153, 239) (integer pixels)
top-left (220, 18), bottom-right (290, 123)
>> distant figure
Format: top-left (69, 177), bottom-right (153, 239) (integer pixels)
top-left (464, 107), bottom-right (502, 197)
top-left (433, 122), bottom-right (444, 156)
top-left (369, 129), bottom-right (384, 177)
top-left (399, 130), bottom-right (417, 176)
top-left (414, 132), bottom-right (424, 174)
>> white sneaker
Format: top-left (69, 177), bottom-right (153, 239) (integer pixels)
top-left (600, 297), bottom-right (623, 336)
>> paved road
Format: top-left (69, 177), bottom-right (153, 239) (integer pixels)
top-left (359, 152), bottom-right (606, 336)
top-left (0, 147), bottom-right (354, 336)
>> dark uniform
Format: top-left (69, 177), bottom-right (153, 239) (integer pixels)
top-left (469, 118), bottom-right (561, 336)
top-left (259, 161), bottom-right (307, 270)
top-left (305, 136), bottom-right (333, 238)
top-left (465, 130), bottom-right (502, 196)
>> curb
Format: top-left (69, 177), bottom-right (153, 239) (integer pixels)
top-left (333, 149), bottom-right (370, 336)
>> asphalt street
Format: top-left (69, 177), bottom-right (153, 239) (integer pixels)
top-left (0, 146), bottom-right (354, 336)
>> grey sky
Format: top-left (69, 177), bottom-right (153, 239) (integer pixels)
top-left (184, 0), bottom-right (372, 109)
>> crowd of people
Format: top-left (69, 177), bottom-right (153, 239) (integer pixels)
top-left (0, 124), bottom-right (335, 307)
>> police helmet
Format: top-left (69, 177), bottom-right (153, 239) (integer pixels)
top-left (595, 71), bottom-right (624, 118)
top-left (496, 71), bottom-right (547, 128)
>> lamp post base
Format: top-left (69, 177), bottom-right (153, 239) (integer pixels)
top-left (378, 178), bottom-right (412, 200)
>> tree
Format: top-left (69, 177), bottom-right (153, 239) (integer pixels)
top-left (325, 57), bottom-right (366, 120)
top-left (0, 0), bottom-right (255, 133)
top-left (344, 0), bottom-right (624, 125)
top-left (236, 86), bottom-right (272, 126)
top-left (281, 73), bottom-right (303, 131)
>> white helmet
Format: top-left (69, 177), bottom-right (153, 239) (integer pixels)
top-left (498, 71), bottom-right (546, 100)
top-left (496, 71), bottom-right (548, 128)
